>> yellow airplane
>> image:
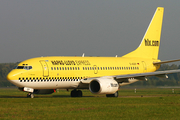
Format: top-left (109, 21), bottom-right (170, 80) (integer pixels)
top-left (7, 7), bottom-right (180, 98)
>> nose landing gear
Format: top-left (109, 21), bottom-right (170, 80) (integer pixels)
top-left (27, 93), bottom-right (34, 98)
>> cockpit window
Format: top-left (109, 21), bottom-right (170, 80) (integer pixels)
top-left (29, 66), bottom-right (32, 69)
top-left (17, 66), bottom-right (24, 69)
top-left (24, 66), bottom-right (28, 70)
top-left (15, 66), bottom-right (33, 70)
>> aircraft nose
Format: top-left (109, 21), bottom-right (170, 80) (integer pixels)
top-left (7, 72), bottom-right (14, 81)
top-left (7, 70), bottom-right (19, 81)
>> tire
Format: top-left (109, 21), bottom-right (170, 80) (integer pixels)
top-left (106, 91), bottom-right (118, 97)
top-left (77, 90), bottom-right (82, 97)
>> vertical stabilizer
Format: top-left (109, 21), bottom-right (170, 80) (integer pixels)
top-left (122, 7), bottom-right (164, 60)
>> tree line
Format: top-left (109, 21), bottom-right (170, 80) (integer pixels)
top-left (0, 62), bottom-right (180, 87)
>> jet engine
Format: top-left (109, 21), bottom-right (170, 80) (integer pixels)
top-left (89, 78), bottom-right (119, 94)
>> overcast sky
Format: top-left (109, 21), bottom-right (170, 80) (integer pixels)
top-left (0, 0), bottom-right (180, 63)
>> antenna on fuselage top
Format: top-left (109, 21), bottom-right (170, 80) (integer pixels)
top-left (82, 53), bottom-right (85, 57)
top-left (115, 55), bottom-right (118, 57)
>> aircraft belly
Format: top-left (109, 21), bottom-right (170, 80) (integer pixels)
top-left (10, 80), bottom-right (81, 89)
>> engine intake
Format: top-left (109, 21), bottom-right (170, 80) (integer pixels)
top-left (89, 78), bottom-right (119, 94)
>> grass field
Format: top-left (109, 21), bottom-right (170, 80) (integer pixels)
top-left (0, 88), bottom-right (180, 120)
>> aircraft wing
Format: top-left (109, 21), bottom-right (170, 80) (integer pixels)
top-left (81, 69), bottom-right (180, 84)
top-left (153, 59), bottom-right (180, 65)
top-left (115, 69), bottom-right (180, 82)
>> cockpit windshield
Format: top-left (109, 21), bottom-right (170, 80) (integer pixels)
top-left (15, 66), bottom-right (33, 70)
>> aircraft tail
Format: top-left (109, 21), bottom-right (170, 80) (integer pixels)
top-left (122, 7), bottom-right (164, 60)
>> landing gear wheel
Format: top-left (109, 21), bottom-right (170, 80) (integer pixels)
top-left (71, 89), bottom-right (83, 97)
top-left (71, 90), bottom-right (76, 97)
top-left (106, 91), bottom-right (118, 97)
top-left (27, 93), bottom-right (34, 98)
top-left (30, 94), bottom-right (34, 98)
top-left (77, 90), bottom-right (82, 97)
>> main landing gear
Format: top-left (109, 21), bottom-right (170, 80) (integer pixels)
top-left (27, 93), bottom-right (34, 98)
top-left (71, 89), bottom-right (82, 97)
top-left (106, 91), bottom-right (118, 97)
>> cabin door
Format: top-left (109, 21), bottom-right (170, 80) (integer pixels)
top-left (40, 60), bottom-right (49, 77)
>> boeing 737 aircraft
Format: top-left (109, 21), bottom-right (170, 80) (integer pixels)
top-left (7, 7), bottom-right (180, 98)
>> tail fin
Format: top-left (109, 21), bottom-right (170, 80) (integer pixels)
top-left (122, 7), bottom-right (164, 60)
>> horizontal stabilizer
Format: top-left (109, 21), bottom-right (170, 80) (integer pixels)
top-left (153, 59), bottom-right (180, 65)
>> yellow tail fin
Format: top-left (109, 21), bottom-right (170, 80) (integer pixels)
top-left (123, 7), bottom-right (164, 60)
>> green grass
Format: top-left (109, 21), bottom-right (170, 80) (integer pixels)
top-left (0, 88), bottom-right (180, 119)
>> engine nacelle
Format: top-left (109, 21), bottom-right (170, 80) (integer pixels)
top-left (89, 78), bottom-right (119, 94)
